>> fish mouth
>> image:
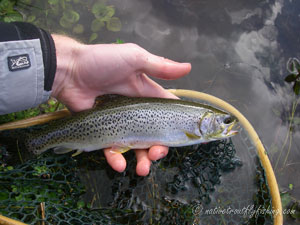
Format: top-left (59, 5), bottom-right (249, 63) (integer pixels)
top-left (225, 119), bottom-right (239, 136)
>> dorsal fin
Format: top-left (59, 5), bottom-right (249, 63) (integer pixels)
top-left (94, 94), bottom-right (129, 107)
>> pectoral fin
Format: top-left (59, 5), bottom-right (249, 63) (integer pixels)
top-left (184, 131), bottom-right (201, 140)
top-left (72, 150), bottom-right (83, 157)
top-left (53, 147), bottom-right (83, 157)
top-left (109, 146), bottom-right (131, 154)
top-left (53, 147), bottom-right (74, 154)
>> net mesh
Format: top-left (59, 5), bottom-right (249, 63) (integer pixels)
top-left (0, 134), bottom-right (273, 225)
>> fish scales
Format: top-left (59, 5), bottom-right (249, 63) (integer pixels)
top-left (25, 95), bottom-right (238, 155)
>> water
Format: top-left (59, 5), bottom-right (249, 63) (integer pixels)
top-left (104, 2), bottom-right (300, 221)
top-left (16, 0), bottom-right (300, 224)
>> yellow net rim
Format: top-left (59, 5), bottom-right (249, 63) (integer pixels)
top-left (169, 89), bottom-right (283, 225)
top-left (0, 89), bottom-right (283, 225)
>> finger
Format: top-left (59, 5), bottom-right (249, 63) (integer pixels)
top-left (61, 91), bottom-right (96, 112)
top-left (148, 146), bottom-right (169, 161)
top-left (67, 98), bottom-right (95, 112)
top-left (134, 149), bottom-right (152, 176)
top-left (140, 54), bottom-right (191, 80)
top-left (135, 73), bottom-right (180, 99)
top-left (104, 148), bottom-right (127, 172)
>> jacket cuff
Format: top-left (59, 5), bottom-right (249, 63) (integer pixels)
top-left (0, 22), bottom-right (56, 115)
top-left (0, 39), bottom-right (50, 114)
top-left (11, 22), bottom-right (57, 92)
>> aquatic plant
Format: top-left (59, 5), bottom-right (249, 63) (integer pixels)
top-left (0, 0), bottom-right (23, 22)
top-left (16, 0), bottom-right (122, 43)
top-left (285, 58), bottom-right (300, 95)
top-left (0, 98), bottom-right (65, 125)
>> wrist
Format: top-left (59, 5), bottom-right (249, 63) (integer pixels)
top-left (51, 34), bottom-right (83, 100)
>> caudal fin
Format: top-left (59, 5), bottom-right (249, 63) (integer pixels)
top-left (0, 128), bottom-right (34, 165)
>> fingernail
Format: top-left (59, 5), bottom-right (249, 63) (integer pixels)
top-left (159, 152), bottom-right (166, 159)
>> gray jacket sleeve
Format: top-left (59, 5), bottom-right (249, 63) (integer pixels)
top-left (0, 22), bottom-right (56, 115)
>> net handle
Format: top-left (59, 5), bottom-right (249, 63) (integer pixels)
top-left (0, 215), bottom-right (28, 225)
top-left (169, 89), bottom-right (283, 225)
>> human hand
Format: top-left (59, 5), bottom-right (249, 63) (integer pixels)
top-left (51, 35), bottom-right (191, 176)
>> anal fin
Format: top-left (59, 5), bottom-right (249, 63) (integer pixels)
top-left (53, 147), bottom-right (83, 157)
top-left (109, 146), bottom-right (131, 154)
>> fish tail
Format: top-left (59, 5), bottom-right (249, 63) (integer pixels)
top-left (0, 128), bottom-right (34, 164)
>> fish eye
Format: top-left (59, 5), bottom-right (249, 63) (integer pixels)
top-left (223, 116), bottom-right (234, 124)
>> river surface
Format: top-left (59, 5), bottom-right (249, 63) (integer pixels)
top-left (105, 0), bottom-right (300, 219)
top-left (102, 1), bottom-right (300, 224)
top-left (19, 0), bottom-right (300, 224)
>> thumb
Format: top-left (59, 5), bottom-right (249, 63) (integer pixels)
top-left (64, 96), bottom-right (95, 112)
top-left (141, 53), bottom-right (191, 80)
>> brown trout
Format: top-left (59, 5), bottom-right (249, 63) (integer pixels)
top-left (24, 95), bottom-right (238, 155)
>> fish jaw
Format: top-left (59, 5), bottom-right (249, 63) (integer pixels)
top-left (199, 112), bottom-right (239, 140)
top-left (224, 119), bottom-right (239, 137)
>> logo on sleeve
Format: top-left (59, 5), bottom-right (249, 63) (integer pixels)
top-left (8, 54), bottom-right (31, 71)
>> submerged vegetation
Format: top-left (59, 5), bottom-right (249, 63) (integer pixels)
top-left (0, 0), bottom-right (122, 43)
top-left (0, 98), bottom-right (65, 125)
top-left (0, 0), bottom-right (23, 22)
top-left (273, 57), bottom-right (300, 223)
top-left (0, 139), bottom-right (246, 224)
top-left (17, 0), bottom-right (122, 43)
top-left (285, 58), bottom-right (300, 95)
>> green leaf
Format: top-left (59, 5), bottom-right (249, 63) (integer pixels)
top-left (59, 16), bottom-right (73, 29)
top-left (3, 12), bottom-right (23, 22)
top-left (62, 9), bottom-right (80, 23)
top-left (21, 0), bottom-right (32, 4)
top-left (89, 33), bottom-right (98, 43)
top-left (293, 58), bottom-right (300, 71)
top-left (271, 108), bottom-right (281, 117)
top-left (92, 2), bottom-right (104, 13)
top-left (107, 17), bottom-right (121, 32)
top-left (27, 15), bottom-right (36, 23)
top-left (77, 200), bottom-right (85, 208)
top-left (281, 192), bottom-right (292, 209)
top-left (0, 192), bottom-right (9, 201)
top-left (60, 0), bottom-right (66, 9)
top-left (287, 58), bottom-right (300, 74)
top-left (285, 74), bottom-right (297, 83)
top-left (289, 117), bottom-right (300, 125)
top-left (48, 99), bottom-right (57, 106)
top-left (73, 24), bottom-right (84, 34)
top-left (116, 38), bottom-right (124, 44)
top-left (0, 0), bottom-right (14, 11)
top-left (87, 202), bottom-right (92, 208)
top-left (91, 18), bottom-right (105, 32)
top-left (290, 202), bottom-right (300, 220)
top-left (48, 0), bottom-right (59, 5)
top-left (293, 81), bottom-right (300, 95)
top-left (11, 185), bottom-right (18, 193)
top-left (92, 2), bottom-right (105, 15)
top-left (289, 184), bottom-right (293, 190)
top-left (6, 166), bottom-right (13, 171)
top-left (15, 194), bottom-right (23, 201)
top-left (92, 3), bottom-right (115, 20)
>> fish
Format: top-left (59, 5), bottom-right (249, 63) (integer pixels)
top-left (24, 95), bottom-right (239, 156)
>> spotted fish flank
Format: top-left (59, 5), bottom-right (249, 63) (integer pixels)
top-left (24, 95), bottom-right (238, 155)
